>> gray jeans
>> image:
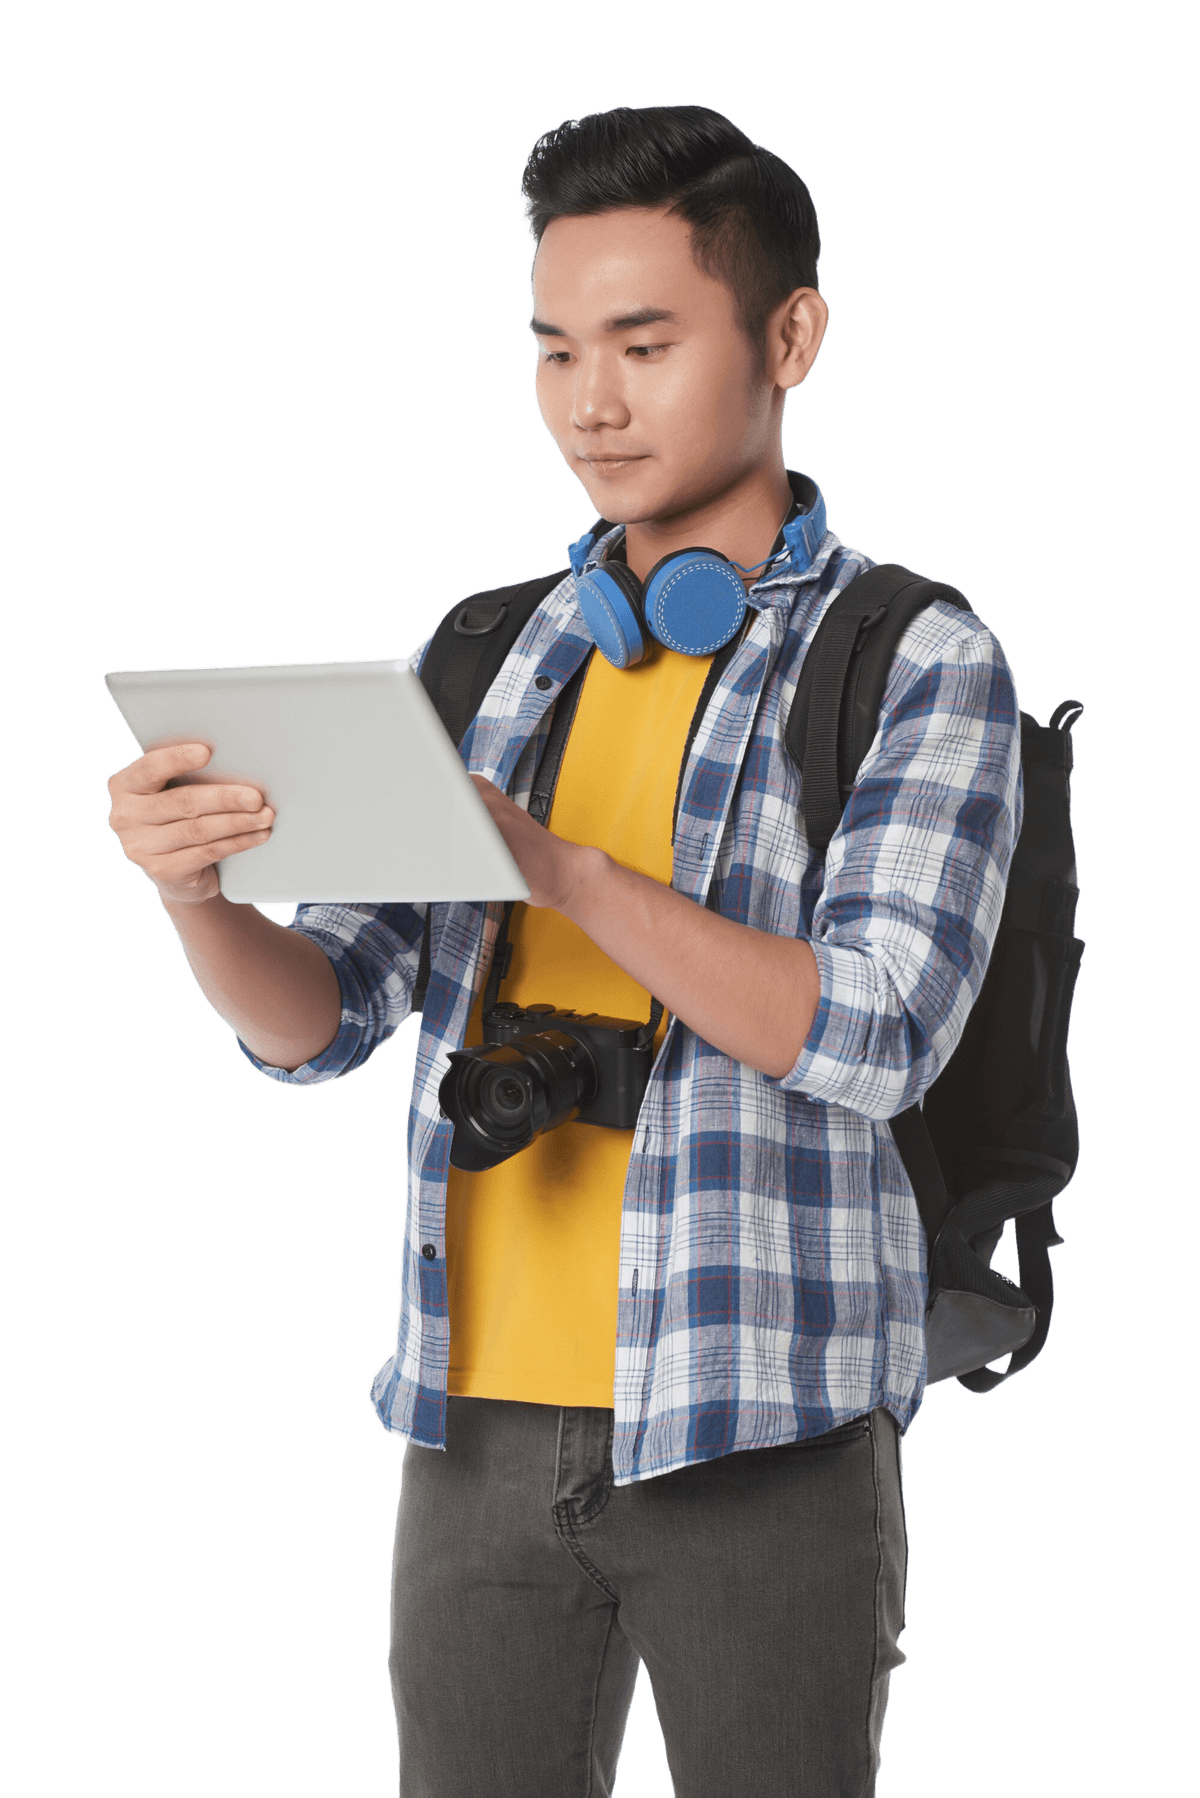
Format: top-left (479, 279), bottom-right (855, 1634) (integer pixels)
top-left (390, 1397), bottom-right (907, 1797)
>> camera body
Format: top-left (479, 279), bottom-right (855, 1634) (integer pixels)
top-left (482, 1002), bottom-right (651, 1128)
top-left (438, 999), bottom-right (655, 1173)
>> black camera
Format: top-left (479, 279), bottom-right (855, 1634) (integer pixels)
top-left (438, 1001), bottom-right (655, 1172)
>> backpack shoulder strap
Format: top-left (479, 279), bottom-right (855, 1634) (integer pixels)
top-left (417, 567), bottom-right (570, 747)
top-left (785, 563), bottom-right (970, 854)
top-left (411, 566), bottom-right (569, 1011)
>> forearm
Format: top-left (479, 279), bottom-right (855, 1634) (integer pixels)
top-left (161, 892), bottom-right (342, 1072)
top-left (560, 848), bottom-right (820, 1077)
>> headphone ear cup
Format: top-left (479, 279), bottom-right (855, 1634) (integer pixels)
top-left (574, 560), bottom-right (647, 669)
top-left (643, 550), bottom-right (747, 656)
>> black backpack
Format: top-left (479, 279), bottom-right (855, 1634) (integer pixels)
top-left (416, 563), bottom-right (1084, 1391)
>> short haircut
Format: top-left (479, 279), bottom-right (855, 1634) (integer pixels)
top-left (522, 106), bottom-right (820, 356)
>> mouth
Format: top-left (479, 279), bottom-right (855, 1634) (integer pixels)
top-left (578, 454), bottom-right (649, 474)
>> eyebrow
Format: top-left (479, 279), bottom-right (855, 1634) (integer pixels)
top-left (529, 306), bottom-right (679, 337)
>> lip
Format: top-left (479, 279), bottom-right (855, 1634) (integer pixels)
top-left (577, 454), bottom-right (649, 471)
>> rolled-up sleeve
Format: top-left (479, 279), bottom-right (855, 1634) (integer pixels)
top-left (782, 607), bottom-right (1022, 1119)
top-left (239, 900), bottom-right (427, 1084)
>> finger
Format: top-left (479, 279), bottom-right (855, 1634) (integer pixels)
top-left (122, 807), bottom-right (275, 859)
top-left (110, 742), bottom-right (213, 798)
top-left (137, 783), bottom-right (271, 825)
top-left (145, 829), bottom-right (274, 882)
top-left (470, 773), bottom-right (510, 814)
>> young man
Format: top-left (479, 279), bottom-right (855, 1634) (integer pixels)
top-left (107, 107), bottom-right (1021, 1797)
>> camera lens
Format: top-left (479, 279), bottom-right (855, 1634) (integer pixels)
top-left (439, 1030), bottom-right (598, 1172)
top-left (489, 1076), bottom-right (527, 1116)
top-left (474, 1063), bottom-right (535, 1133)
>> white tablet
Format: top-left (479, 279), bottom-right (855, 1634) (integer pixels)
top-left (105, 658), bottom-right (531, 905)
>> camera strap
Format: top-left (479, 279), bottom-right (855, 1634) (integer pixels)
top-left (482, 656), bottom-right (665, 1044)
top-left (481, 905), bottom-right (515, 1015)
top-left (527, 659), bottom-right (590, 829)
top-left (636, 1000), bottom-right (664, 1050)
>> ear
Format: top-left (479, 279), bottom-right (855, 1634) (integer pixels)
top-left (768, 287), bottom-right (828, 392)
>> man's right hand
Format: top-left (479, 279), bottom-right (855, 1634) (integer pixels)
top-left (106, 743), bottom-right (339, 1069)
top-left (107, 743), bottom-right (276, 905)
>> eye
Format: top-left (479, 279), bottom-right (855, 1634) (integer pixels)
top-left (541, 349), bottom-right (572, 365)
top-left (627, 343), bottom-right (667, 359)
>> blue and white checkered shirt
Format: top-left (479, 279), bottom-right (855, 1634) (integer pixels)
top-left (243, 501), bottom-right (1022, 1485)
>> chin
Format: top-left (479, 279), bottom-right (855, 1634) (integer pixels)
top-left (575, 459), bottom-right (675, 525)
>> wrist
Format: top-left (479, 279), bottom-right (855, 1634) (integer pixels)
top-left (556, 842), bottom-right (611, 919)
top-left (160, 885), bottom-right (226, 917)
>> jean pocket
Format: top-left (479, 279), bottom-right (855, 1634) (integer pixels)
top-left (778, 1413), bottom-right (873, 1451)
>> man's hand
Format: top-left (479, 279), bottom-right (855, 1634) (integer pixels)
top-left (469, 773), bottom-right (820, 1077)
top-left (107, 742), bottom-right (339, 1069)
top-left (108, 743), bottom-right (276, 904)
top-left (471, 774), bottom-right (595, 910)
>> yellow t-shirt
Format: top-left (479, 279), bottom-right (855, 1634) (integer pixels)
top-left (445, 642), bottom-right (715, 1408)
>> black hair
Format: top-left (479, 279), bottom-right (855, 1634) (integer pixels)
top-left (522, 106), bottom-right (820, 356)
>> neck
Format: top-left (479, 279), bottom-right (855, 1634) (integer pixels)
top-left (621, 461), bottom-right (794, 585)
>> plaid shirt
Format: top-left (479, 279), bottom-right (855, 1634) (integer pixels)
top-left (244, 500), bottom-right (1022, 1485)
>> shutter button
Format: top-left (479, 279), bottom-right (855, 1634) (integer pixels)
top-left (421, 1243), bottom-right (437, 1260)
top-left (535, 675), bottom-right (552, 691)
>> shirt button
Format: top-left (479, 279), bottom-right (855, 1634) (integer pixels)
top-left (421, 1243), bottom-right (437, 1260)
top-left (535, 674), bottom-right (553, 691)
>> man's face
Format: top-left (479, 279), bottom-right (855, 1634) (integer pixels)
top-left (532, 207), bottom-right (777, 525)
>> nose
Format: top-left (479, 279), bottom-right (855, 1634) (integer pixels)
top-left (570, 351), bottom-right (630, 433)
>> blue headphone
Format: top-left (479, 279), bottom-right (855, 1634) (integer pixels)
top-left (568, 472), bottom-right (826, 669)
top-left (574, 546), bottom-right (747, 669)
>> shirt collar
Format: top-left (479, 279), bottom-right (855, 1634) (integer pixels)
top-left (567, 469), bottom-right (829, 609)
